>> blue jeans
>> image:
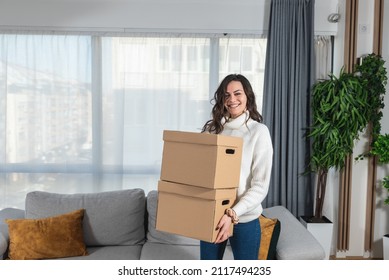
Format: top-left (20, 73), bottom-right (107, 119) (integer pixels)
top-left (200, 218), bottom-right (261, 260)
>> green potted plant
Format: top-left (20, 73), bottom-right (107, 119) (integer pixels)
top-left (302, 67), bottom-right (371, 259)
top-left (304, 53), bottom-right (387, 259)
top-left (306, 68), bottom-right (370, 220)
top-left (307, 53), bottom-right (387, 221)
top-left (369, 133), bottom-right (389, 260)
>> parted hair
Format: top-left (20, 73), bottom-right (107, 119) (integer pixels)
top-left (201, 74), bottom-right (263, 134)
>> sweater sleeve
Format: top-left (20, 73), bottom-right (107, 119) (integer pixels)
top-left (232, 124), bottom-right (273, 217)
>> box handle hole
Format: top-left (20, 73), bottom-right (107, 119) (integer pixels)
top-left (225, 149), bottom-right (235, 155)
top-left (222, 200), bottom-right (230, 205)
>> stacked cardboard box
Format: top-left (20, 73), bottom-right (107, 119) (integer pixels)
top-left (156, 130), bottom-right (243, 242)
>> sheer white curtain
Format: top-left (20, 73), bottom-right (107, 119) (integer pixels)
top-left (102, 36), bottom-right (209, 167)
top-left (0, 34), bottom-right (92, 168)
top-left (0, 33), bottom-right (267, 209)
top-left (315, 35), bottom-right (332, 79)
top-left (0, 34), bottom-right (92, 208)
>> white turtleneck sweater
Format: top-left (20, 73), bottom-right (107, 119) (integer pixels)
top-left (221, 111), bottom-right (273, 223)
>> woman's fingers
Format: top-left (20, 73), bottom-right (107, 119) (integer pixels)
top-left (214, 215), bottom-right (232, 243)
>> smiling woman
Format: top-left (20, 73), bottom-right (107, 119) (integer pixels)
top-left (200, 74), bottom-right (273, 260)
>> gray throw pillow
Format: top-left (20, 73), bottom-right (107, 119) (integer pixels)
top-left (25, 189), bottom-right (146, 246)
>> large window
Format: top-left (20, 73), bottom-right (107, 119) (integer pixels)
top-left (0, 34), bottom-right (267, 209)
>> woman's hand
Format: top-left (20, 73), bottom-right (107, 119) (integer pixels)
top-left (214, 214), bottom-right (233, 243)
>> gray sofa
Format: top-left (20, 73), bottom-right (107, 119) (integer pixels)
top-left (0, 188), bottom-right (325, 260)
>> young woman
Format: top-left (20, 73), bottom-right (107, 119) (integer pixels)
top-left (200, 74), bottom-right (273, 260)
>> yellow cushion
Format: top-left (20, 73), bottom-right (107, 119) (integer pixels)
top-left (259, 215), bottom-right (280, 260)
top-left (6, 209), bottom-right (88, 260)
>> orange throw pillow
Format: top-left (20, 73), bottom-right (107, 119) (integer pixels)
top-left (6, 209), bottom-right (88, 260)
top-left (259, 215), bottom-right (281, 260)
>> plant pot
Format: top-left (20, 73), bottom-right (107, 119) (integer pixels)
top-left (384, 234), bottom-right (389, 260)
top-left (300, 216), bottom-right (333, 260)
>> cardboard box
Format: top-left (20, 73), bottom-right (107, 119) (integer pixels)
top-left (160, 130), bottom-right (243, 189)
top-left (156, 180), bottom-right (237, 242)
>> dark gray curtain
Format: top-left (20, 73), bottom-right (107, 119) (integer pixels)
top-left (262, 0), bottom-right (316, 217)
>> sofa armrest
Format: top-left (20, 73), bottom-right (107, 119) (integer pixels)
top-left (262, 206), bottom-right (325, 260)
top-left (0, 208), bottom-right (25, 259)
top-left (0, 224), bottom-right (9, 259)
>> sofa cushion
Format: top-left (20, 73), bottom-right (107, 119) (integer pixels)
top-left (0, 225), bottom-right (8, 259)
top-left (25, 189), bottom-right (146, 246)
top-left (0, 208), bottom-right (26, 222)
top-left (262, 206), bottom-right (325, 260)
top-left (58, 245), bottom-right (143, 260)
top-left (146, 190), bottom-right (199, 245)
top-left (6, 209), bottom-right (88, 260)
top-left (140, 242), bottom-right (234, 260)
top-left (0, 208), bottom-right (26, 259)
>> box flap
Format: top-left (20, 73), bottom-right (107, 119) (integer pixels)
top-left (158, 181), bottom-right (237, 200)
top-left (163, 130), bottom-right (243, 148)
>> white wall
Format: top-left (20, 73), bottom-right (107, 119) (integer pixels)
top-left (0, 0), bottom-right (338, 35)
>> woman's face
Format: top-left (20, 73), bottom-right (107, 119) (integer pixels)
top-left (224, 80), bottom-right (247, 118)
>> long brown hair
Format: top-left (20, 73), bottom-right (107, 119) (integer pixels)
top-left (201, 74), bottom-right (262, 134)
